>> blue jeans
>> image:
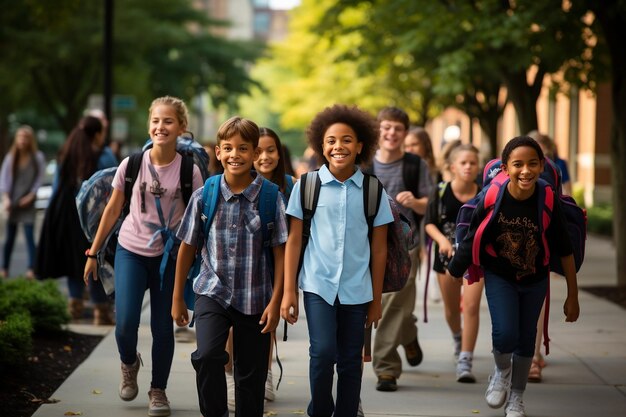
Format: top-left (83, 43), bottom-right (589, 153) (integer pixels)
top-left (191, 295), bottom-right (270, 417)
top-left (303, 292), bottom-right (368, 417)
top-left (484, 271), bottom-right (548, 357)
top-left (114, 244), bottom-right (175, 389)
top-left (2, 222), bottom-right (35, 270)
top-left (67, 273), bottom-right (109, 303)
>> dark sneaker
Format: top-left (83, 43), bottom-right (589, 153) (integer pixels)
top-left (403, 337), bottom-right (423, 367)
top-left (376, 375), bottom-right (398, 392)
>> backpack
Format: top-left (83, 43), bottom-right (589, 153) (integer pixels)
top-left (364, 152), bottom-right (423, 229)
top-left (456, 158), bottom-right (586, 281)
top-left (298, 171), bottom-right (412, 293)
top-left (183, 174), bottom-right (279, 312)
top-left (76, 136), bottom-right (210, 293)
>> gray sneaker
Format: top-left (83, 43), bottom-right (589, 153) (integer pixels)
top-left (148, 388), bottom-right (171, 417)
top-left (119, 353), bottom-right (142, 401)
top-left (456, 355), bottom-right (476, 383)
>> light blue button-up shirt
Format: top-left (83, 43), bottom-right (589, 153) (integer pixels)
top-left (286, 165), bottom-right (393, 305)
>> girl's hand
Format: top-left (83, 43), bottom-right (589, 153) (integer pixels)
top-left (260, 301), bottom-right (280, 334)
top-left (83, 257), bottom-right (98, 285)
top-left (17, 193), bottom-right (35, 208)
top-left (171, 298), bottom-right (190, 327)
top-left (438, 240), bottom-right (454, 259)
top-left (366, 299), bottom-right (382, 328)
top-left (3, 196), bottom-right (11, 212)
top-left (564, 295), bottom-right (580, 322)
top-left (280, 290), bottom-right (299, 324)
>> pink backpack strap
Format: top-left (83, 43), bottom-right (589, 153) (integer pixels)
top-left (472, 177), bottom-right (503, 265)
top-left (541, 183), bottom-right (554, 266)
top-left (542, 277), bottom-right (551, 355)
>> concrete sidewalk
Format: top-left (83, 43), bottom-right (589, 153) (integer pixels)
top-left (33, 235), bottom-right (626, 417)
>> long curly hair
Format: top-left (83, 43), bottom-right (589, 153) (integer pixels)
top-left (58, 116), bottom-right (102, 186)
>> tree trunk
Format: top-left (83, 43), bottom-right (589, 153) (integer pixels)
top-left (590, 0), bottom-right (626, 285)
top-left (502, 68), bottom-right (543, 135)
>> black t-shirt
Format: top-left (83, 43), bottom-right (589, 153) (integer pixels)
top-left (483, 186), bottom-right (573, 284)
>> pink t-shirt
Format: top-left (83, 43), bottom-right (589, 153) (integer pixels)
top-left (112, 151), bottom-right (203, 257)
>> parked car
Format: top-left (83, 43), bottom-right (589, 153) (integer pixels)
top-left (35, 160), bottom-right (56, 210)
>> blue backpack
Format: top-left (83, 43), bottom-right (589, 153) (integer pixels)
top-left (184, 174), bottom-right (279, 312)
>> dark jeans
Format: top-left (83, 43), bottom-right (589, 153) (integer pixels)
top-left (191, 295), bottom-right (270, 417)
top-left (114, 245), bottom-right (175, 389)
top-left (303, 291), bottom-right (368, 417)
top-left (484, 271), bottom-right (548, 357)
top-left (3, 222), bottom-right (35, 270)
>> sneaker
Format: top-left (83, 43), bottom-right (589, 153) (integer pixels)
top-left (226, 370), bottom-right (235, 412)
top-left (148, 388), bottom-right (171, 417)
top-left (119, 353), bottom-right (142, 401)
top-left (485, 366), bottom-right (511, 409)
top-left (528, 358), bottom-right (543, 383)
top-left (505, 391), bottom-right (526, 417)
top-left (375, 375), bottom-right (397, 392)
top-left (456, 356), bottom-right (476, 383)
top-left (403, 337), bottom-right (423, 367)
top-left (264, 368), bottom-right (275, 401)
top-left (357, 398), bottom-right (365, 417)
top-left (174, 327), bottom-right (195, 343)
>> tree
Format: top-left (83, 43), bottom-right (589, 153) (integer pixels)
top-left (0, 0), bottom-right (260, 155)
top-left (586, 0), bottom-right (626, 285)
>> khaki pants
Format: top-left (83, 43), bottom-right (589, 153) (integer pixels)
top-left (373, 246), bottom-right (420, 378)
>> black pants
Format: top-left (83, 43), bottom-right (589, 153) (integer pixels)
top-left (191, 295), bottom-right (271, 417)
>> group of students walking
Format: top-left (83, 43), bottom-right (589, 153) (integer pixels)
top-left (2, 95), bottom-right (580, 417)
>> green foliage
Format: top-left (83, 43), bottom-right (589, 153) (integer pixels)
top-left (0, 0), bottom-right (261, 141)
top-left (587, 205), bottom-right (613, 237)
top-left (0, 312), bottom-right (33, 367)
top-left (0, 279), bottom-right (69, 334)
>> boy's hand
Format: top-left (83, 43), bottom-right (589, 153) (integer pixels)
top-left (260, 301), bottom-right (280, 334)
top-left (172, 298), bottom-right (190, 327)
top-left (366, 299), bottom-right (382, 329)
top-left (280, 290), bottom-right (299, 324)
top-left (564, 295), bottom-right (580, 322)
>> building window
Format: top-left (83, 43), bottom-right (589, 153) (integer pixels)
top-left (254, 11), bottom-right (271, 36)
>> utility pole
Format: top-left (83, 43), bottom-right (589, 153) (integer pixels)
top-left (104, 0), bottom-right (113, 144)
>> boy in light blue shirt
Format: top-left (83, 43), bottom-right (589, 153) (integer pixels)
top-left (281, 104), bottom-right (393, 417)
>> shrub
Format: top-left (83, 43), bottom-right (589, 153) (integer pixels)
top-left (586, 204), bottom-right (613, 237)
top-left (0, 312), bottom-right (33, 368)
top-left (0, 278), bottom-right (69, 333)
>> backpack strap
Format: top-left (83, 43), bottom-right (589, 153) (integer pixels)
top-left (299, 171), bottom-right (322, 273)
top-left (472, 173), bottom-right (508, 266)
top-left (180, 152), bottom-right (194, 206)
top-left (363, 173), bottom-right (383, 241)
top-left (259, 178), bottom-right (279, 276)
top-left (284, 174), bottom-right (294, 201)
top-left (201, 175), bottom-right (222, 236)
top-left (401, 153), bottom-right (421, 197)
top-left (123, 152), bottom-right (144, 217)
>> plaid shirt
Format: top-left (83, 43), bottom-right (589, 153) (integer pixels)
top-left (176, 173), bottom-right (288, 315)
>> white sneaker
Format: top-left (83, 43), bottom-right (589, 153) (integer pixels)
top-left (485, 366), bottom-right (511, 409)
top-left (265, 368), bottom-right (275, 401)
top-left (226, 370), bottom-right (235, 412)
top-left (148, 388), bottom-right (171, 417)
top-left (119, 353), bottom-right (142, 401)
top-left (456, 355), bottom-right (476, 383)
top-left (505, 391), bottom-right (526, 417)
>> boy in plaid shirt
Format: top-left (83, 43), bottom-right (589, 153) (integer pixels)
top-left (172, 116), bottom-right (288, 417)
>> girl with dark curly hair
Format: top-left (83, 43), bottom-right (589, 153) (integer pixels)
top-left (281, 104), bottom-right (394, 417)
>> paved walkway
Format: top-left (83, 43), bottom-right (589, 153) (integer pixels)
top-left (32, 235), bottom-right (626, 417)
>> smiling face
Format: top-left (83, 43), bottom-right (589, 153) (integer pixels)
top-left (322, 123), bottom-right (363, 180)
top-left (216, 134), bottom-right (258, 177)
top-left (502, 145), bottom-right (545, 200)
top-left (149, 104), bottom-right (186, 148)
top-left (254, 135), bottom-right (280, 179)
top-left (379, 120), bottom-right (407, 152)
top-left (404, 133), bottom-right (423, 157)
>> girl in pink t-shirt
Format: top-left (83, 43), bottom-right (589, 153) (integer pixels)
top-left (84, 96), bottom-right (203, 416)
